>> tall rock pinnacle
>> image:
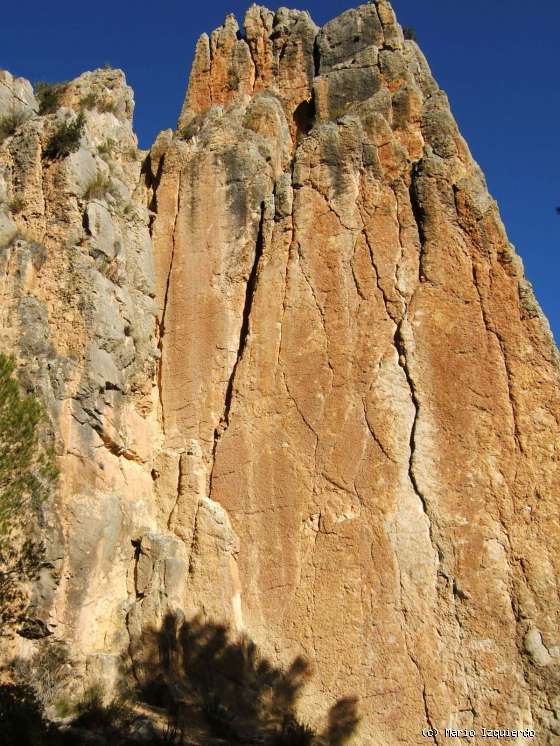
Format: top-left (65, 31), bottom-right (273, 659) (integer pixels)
top-left (0, 3), bottom-right (558, 743)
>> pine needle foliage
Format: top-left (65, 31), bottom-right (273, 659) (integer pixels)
top-left (0, 354), bottom-right (57, 540)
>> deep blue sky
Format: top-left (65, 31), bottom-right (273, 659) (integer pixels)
top-left (3, 1), bottom-right (559, 341)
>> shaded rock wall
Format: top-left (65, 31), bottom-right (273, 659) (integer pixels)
top-left (0, 2), bottom-right (559, 743)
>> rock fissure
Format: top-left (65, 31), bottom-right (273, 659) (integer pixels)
top-left (361, 396), bottom-right (395, 462)
top-left (297, 242), bottom-right (335, 383)
top-left (228, 202), bottom-right (267, 420)
top-left (156, 168), bottom-right (182, 434)
top-left (167, 450), bottom-right (184, 530)
top-left (394, 319), bottom-right (441, 571)
top-left (95, 426), bottom-right (144, 464)
top-left (361, 225), bottom-right (395, 321)
top-left (408, 161), bottom-right (427, 283)
top-left (209, 200), bottom-right (267, 495)
top-left (1, 4), bottom-right (559, 742)
top-left (275, 178), bottom-right (296, 369)
top-left (388, 183), bottom-right (409, 303)
top-left (395, 551), bottom-right (439, 744)
top-left (471, 260), bottom-right (523, 452)
top-left (280, 368), bottom-right (319, 444)
top-left (356, 191), bottom-right (401, 323)
top-left (187, 498), bottom-right (203, 576)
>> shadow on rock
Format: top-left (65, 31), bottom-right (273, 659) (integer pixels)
top-left (128, 612), bottom-right (360, 745)
top-left (1, 613), bottom-right (360, 744)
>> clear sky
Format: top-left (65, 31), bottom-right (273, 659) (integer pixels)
top-left (3, 0), bottom-right (559, 341)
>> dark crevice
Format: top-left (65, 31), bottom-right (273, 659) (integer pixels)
top-left (130, 539), bottom-right (143, 599)
top-left (82, 208), bottom-right (91, 236)
top-left (104, 381), bottom-right (121, 392)
top-left (144, 153), bottom-right (166, 215)
top-left (159, 232), bottom-right (176, 339)
top-left (409, 160), bottom-right (427, 282)
top-left (451, 182), bottom-right (460, 214)
top-left (94, 424), bottom-right (142, 463)
top-left (293, 97), bottom-right (315, 136)
top-left (156, 168), bottom-right (182, 433)
top-left (167, 451), bottom-right (183, 530)
top-left (143, 153), bottom-right (167, 239)
top-left (394, 319), bottom-right (442, 567)
top-left (313, 35), bottom-right (321, 77)
top-left (209, 202), bottom-right (266, 489)
top-left (277, 39), bottom-right (289, 67)
top-left (222, 201), bottom-right (266, 430)
top-left (452, 578), bottom-right (469, 601)
top-left (394, 322), bottom-right (424, 507)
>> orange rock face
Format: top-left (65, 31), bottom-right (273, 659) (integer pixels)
top-left (1, 2), bottom-right (559, 743)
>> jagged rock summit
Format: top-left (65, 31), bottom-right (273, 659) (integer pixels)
top-left (1, 2), bottom-right (559, 743)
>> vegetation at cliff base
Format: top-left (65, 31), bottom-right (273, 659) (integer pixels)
top-left (1, 614), bottom-right (359, 744)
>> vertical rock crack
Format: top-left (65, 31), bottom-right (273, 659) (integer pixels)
top-left (209, 201), bottom-right (267, 490)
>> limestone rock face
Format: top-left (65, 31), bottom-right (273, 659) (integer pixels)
top-left (1, 3), bottom-right (559, 743)
top-left (0, 68), bottom-right (161, 667)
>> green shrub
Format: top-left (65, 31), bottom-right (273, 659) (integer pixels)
top-left (178, 113), bottom-right (202, 141)
top-left (96, 137), bottom-right (117, 161)
top-left (0, 684), bottom-right (57, 746)
top-left (97, 98), bottom-right (118, 115)
top-left (122, 202), bottom-right (136, 218)
top-left (402, 26), bottom-right (417, 41)
top-left (95, 254), bottom-right (120, 284)
top-left (54, 697), bottom-right (74, 718)
top-left (11, 640), bottom-right (70, 709)
top-left (8, 196), bottom-right (25, 214)
top-left (73, 684), bottom-right (137, 737)
top-left (0, 110), bottom-right (28, 143)
top-left (83, 172), bottom-right (118, 201)
top-left (34, 81), bottom-right (66, 115)
top-left (79, 92), bottom-right (97, 110)
top-left (0, 228), bottom-right (20, 250)
top-left (43, 113), bottom-right (84, 160)
top-left (226, 71), bottom-right (239, 91)
top-left (0, 354), bottom-right (57, 539)
top-left (0, 355), bottom-right (54, 631)
top-left (80, 93), bottom-right (117, 115)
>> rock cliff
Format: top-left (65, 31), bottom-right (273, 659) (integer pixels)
top-left (1, 2), bottom-right (559, 743)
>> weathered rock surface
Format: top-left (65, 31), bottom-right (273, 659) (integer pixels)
top-left (1, 2), bottom-right (559, 743)
top-left (0, 67), bottom-right (161, 674)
